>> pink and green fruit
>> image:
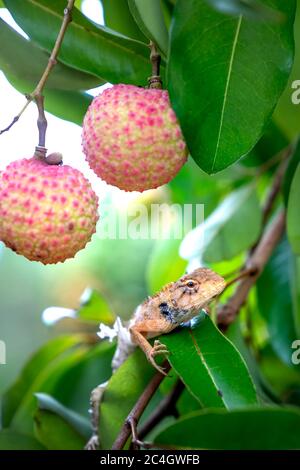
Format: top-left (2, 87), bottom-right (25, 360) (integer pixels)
top-left (0, 158), bottom-right (99, 264)
top-left (82, 84), bottom-right (188, 192)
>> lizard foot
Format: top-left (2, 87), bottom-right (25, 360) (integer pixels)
top-left (147, 340), bottom-right (170, 375)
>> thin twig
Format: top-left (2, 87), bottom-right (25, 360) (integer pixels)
top-left (111, 361), bottom-right (171, 450)
top-left (0, 0), bottom-right (75, 137)
top-left (217, 210), bottom-right (285, 328)
top-left (33, 1), bottom-right (74, 97)
top-left (223, 266), bottom-right (259, 291)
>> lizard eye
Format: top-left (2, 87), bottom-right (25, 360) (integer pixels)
top-left (186, 280), bottom-right (196, 288)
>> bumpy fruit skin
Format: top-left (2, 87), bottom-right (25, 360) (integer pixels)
top-left (82, 84), bottom-right (188, 192)
top-left (0, 158), bottom-right (99, 264)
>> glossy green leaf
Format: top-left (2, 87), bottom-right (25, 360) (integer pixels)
top-left (287, 164), bottom-right (300, 254)
top-left (99, 348), bottom-right (155, 449)
top-left (154, 407), bottom-right (300, 449)
top-left (2, 335), bottom-right (113, 434)
top-left (39, 88), bottom-right (92, 125)
top-left (128, 0), bottom-right (169, 56)
top-left (259, 345), bottom-right (300, 399)
top-left (0, 18), bottom-right (93, 124)
top-left (180, 185), bottom-right (262, 263)
top-left (227, 321), bottom-right (279, 404)
top-left (101, 0), bottom-right (146, 42)
top-left (4, 0), bottom-right (164, 85)
top-left (146, 238), bottom-right (187, 295)
top-left (168, 0), bottom-right (296, 173)
top-left (241, 121), bottom-right (288, 168)
top-left (2, 71), bottom-right (92, 126)
top-left (162, 312), bottom-right (258, 409)
top-left (77, 288), bottom-right (115, 324)
top-left (206, 0), bottom-right (283, 21)
top-left (176, 389), bottom-right (202, 416)
top-left (273, 5), bottom-right (300, 139)
top-left (48, 341), bottom-right (115, 418)
top-left (160, 0), bottom-right (173, 29)
top-left (34, 393), bottom-right (91, 450)
top-left (0, 430), bottom-right (45, 450)
top-left (0, 17), bottom-right (103, 90)
top-left (1, 335), bottom-right (81, 427)
top-left (257, 237), bottom-right (300, 366)
top-left (283, 138), bottom-right (300, 205)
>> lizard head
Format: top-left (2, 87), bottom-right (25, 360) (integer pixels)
top-left (158, 268), bottom-right (225, 325)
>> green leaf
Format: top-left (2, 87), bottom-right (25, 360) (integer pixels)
top-left (168, 0), bottom-right (296, 173)
top-left (176, 389), bottom-right (202, 416)
top-left (160, 0), bottom-right (173, 29)
top-left (1, 335), bottom-right (81, 428)
top-left (0, 18), bottom-right (93, 125)
top-left (180, 185), bottom-right (262, 263)
top-left (257, 237), bottom-right (300, 366)
top-left (287, 163), bottom-right (300, 254)
top-left (154, 407), bottom-right (300, 449)
top-left (0, 430), bottom-right (45, 450)
top-left (273, 5), bottom-right (300, 139)
top-left (0, 17), bottom-right (103, 90)
top-left (128, 0), bottom-right (169, 56)
top-left (162, 312), bottom-right (258, 409)
top-left (99, 349), bottom-right (155, 449)
top-left (2, 335), bottom-right (113, 434)
top-left (227, 321), bottom-right (280, 404)
top-left (39, 88), bottom-right (92, 125)
top-left (77, 288), bottom-right (115, 324)
top-left (34, 393), bottom-right (91, 450)
top-left (146, 238), bottom-right (187, 295)
top-left (4, 0), bottom-right (163, 85)
top-left (259, 346), bottom-right (300, 399)
top-left (52, 341), bottom-right (115, 418)
top-left (241, 121), bottom-right (288, 168)
top-left (206, 0), bottom-right (283, 21)
top-left (101, 0), bottom-right (146, 42)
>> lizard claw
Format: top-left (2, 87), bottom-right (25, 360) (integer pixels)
top-left (147, 340), bottom-right (170, 375)
top-left (85, 435), bottom-right (99, 451)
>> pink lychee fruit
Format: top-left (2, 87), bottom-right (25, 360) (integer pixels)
top-left (0, 158), bottom-right (99, 264)
top-left (82, 84), bottom-right (188, 192)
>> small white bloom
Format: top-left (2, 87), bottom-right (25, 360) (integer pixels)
top-left (97, 321), bottom-right (118, 342)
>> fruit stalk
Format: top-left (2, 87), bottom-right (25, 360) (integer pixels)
top-left (148, 41), bottom-right (163, 89)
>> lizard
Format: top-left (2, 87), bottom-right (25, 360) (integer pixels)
top-left (85, 267), bottom-right (225, 449)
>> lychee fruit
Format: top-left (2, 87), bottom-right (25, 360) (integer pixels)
top-left (82, 84), bottom-right (188, 192)
top-left (0, 158), bottom-right (99, 264)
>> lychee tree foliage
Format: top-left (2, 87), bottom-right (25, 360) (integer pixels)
top-left (0, 0), bottom-right (300, 451)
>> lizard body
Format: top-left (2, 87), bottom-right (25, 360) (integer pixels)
top-left (128, 267), bottom-right (225, 374)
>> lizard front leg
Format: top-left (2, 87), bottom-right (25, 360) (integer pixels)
top-left (129, 327), bottom-right (169, 375)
